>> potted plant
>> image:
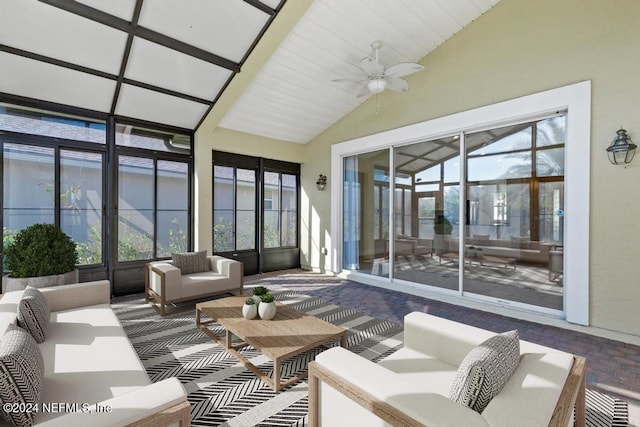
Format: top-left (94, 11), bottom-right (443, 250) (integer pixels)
top-left (258, 293), bottom-right (277, 320)
top-left (251, 285), bottom-right (268, 304)
top-left (242, 297), bottom-right (258, 320)
top-left (2, 223), bottom-right (79, 292)
top-left (433, 214), bottom-right (453, 255)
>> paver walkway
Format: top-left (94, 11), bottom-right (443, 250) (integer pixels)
top-left (247, 269), bottom-right (640, 425)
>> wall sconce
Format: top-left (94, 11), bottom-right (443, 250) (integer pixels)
top-left (606, 128), bottom-right (636, 165)
top-left (316, 174), bottom-right (327, 191)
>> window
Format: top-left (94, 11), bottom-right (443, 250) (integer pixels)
top-left (264, 171), bottom-right (298, 248)
top-left (116, 124), bottom-right (191, 262)
top-left (213, 165), bottom-right (257, 252)
top-left (212, 151), bottom-right (300, 275)
top-left (1, 105), bottom-right (106, 268)
top-left (61, 150), bottom-right (104, 264)
top-left (1, 101), bottom-right (194, 294)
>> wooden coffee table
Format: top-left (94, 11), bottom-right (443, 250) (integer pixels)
top-left (195, 295), bottom-right (347, 392)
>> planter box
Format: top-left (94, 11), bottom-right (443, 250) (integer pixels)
top-left (2, 269), bottom-right (79, 293)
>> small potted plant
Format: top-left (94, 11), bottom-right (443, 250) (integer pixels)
top-left (242, 297), bottom-right (258, 320)
top-left (258, 293), bottom-right (277, 320)
top-left (251, 285), bottom-right (268, 305)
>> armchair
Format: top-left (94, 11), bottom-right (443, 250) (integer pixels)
top-left (145, 254), bottom-right (243, 315)
top-left (309, 312), bottom-right (586, 427)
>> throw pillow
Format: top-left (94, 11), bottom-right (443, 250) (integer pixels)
top-left (449, 330), bottom-right (520, 413)
top-left (0, 324), bottom-right (45, 427)
top-left (172, 250), bottom-right (208, 275)
top-left (17, 287), bottom-right (50, 344)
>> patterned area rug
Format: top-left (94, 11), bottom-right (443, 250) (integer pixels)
top-left (112, 289), bottom-right (628, 427)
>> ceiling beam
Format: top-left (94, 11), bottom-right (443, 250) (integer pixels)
top-left (0, 44), bottom-right (115, 80)
top-left (111, 0), bottom-right (143, 114)
top-left (244, 0), bottom-right (276, 15)
top-left (38, 0), bottom-right (240, 72)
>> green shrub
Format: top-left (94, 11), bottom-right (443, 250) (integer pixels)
top-left (5, 223), bottom-right (78, 278)
top-left (244, 297), bottom-right (256, 305)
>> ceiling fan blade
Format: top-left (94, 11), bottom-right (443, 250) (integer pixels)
top-left (356, 83), bottom-right (371, 98)
top-left (384, 62), bottom-right (424, 78)
top-left (386, 77), bottom-right (410, 92)
top-left (360, 56), bottom-right (385, 76)
top-left (331, 77), bottom-right (368, 83)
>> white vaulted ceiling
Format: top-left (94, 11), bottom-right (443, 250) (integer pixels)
top-left (0, 0), bottom-right (500, 139)
top-left (219, 0), bottom-right (501, 143)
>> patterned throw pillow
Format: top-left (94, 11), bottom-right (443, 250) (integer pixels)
top-left (0, 324), bottom-right (44, 427)
top-left (172, 250), bottom-right (208, 275)
top-left (17, 287), bottom-right (50, 344)
top-left (449, 330), bottom-right (520, 413)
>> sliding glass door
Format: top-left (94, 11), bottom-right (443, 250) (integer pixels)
top-left (392, 136), bottom-right (460, 290)
top-left (342, 149), bottom-right (390, 277)
top-left (342, 114), bottom-right (566, 312)
top-left (463, 117), bottom-right (565, 310)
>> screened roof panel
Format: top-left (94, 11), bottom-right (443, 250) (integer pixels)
top-left (125, 37), bottom-right (233, 101)
top-left (0, 0), bottom-right (127, 75)
top-left (0, 52), bottom-right (116, 112)
top-left (74, 0), bottom-right (137, 21)
top-left (115, 84), bottom-right (210, 130)
top-left (1, 0), bottom-right (283, 131)
top-left (138, 0), bottom-right (270, 63)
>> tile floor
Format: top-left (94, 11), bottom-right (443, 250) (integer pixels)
top-left (247, 269), bottom-right (640, 426)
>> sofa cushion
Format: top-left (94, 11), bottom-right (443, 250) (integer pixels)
top-left (17, 287), bottom-right (50, 344)
top-left (0, 324), bottom-right (44, 427)
top-left (172, 250), bottom-right (208, 275)
top-left (0, 292), bottom-right (22, 337)
top-left (36, 303), bottom-right (151, 423)
top-left (449, 330), bottom-right (520, 413)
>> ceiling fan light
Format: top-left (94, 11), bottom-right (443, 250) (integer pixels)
top-left (367, 78), bottom-right (387, 94)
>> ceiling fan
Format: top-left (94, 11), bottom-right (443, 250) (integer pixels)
top-left (332, 40), bottom-right (424, 97)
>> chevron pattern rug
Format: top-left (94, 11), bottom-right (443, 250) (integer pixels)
top-left (112, 289), bottom-right (628, 427)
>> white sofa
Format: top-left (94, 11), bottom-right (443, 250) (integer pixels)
top-left (309, 312), bottom-right (586, 427)
top-left (146, 255), bottom-right (243, 316)
top-left (0, 281), bottom-right (190, 426)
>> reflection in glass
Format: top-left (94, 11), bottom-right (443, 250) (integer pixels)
top-left (341, 114), bottom-right (566, 312)
top-left (393, 136), bottom-right (460, 290)
top-left (464, 116), bottom-right (565, 310)
top-left (343, 149), bottom-right (389, 277)
top-left (536, 116), bottom-right (566, 147)
top-left (281, 174), bottom-right (297, 247)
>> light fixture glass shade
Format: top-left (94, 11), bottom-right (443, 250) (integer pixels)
top-left (367, 78), bottom-right (387, 94)
top-left (606, 128), bottom-right (637, 165)
top-left (316, 174), bottom-right (327, 191)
